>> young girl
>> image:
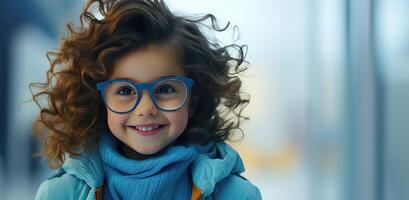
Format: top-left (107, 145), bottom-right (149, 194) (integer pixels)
top-left (32, 0), bottom-right (261, 199)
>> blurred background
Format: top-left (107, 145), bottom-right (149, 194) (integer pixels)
top-left (0, 0), bottom-right (408, 199)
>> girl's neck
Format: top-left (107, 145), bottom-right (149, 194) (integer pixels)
top-left (117, 141), bottom-right (177, 160)
top-left (118, 143), bottom-right (153, 160)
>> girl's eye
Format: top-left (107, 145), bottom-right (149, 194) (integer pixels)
top-left (156, 85), bottom-right (176, 94)
top-left (116, 86), bottom-right (135, 95)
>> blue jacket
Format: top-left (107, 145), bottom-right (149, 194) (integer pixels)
top-left (34, 142), bottom-right (262, 200)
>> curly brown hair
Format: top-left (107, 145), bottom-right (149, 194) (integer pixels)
top-left (31, 0), bottom-right (249, 168)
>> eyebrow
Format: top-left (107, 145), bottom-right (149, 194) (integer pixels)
top-left (112, 75), bottom-right (178, 82)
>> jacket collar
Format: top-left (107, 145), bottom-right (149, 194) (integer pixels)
top-left (190, 142), bottom-right (245, 196)
top-left (62, 148), bottom-right (104, 189)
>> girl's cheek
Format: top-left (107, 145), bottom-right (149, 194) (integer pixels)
top-left (169, 108), bottom-right (189, 133)
top-left (107, 111), bottom-right (128, 128)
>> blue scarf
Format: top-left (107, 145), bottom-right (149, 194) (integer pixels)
top-left (99, 133), bottom-right (197, 200)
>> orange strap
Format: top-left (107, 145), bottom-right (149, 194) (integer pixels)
top-left (191, 185), bottom-right (202, 200)
top-left (94, 187), bottom-right (103, 200)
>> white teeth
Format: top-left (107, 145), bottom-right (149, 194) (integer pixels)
top-left (135, 125), bottom-right (159, 132)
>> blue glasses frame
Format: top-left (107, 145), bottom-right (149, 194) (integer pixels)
top-left (96, 76), bottom-right (194, 114)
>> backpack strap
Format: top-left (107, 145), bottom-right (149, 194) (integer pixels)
top-left (94, 187), bottom-right (103, 200)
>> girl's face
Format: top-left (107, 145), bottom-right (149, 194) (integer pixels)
top-left (106, 44), bottom-right (189, 157)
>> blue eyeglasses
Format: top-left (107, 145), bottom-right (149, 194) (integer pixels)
top-left (96, 76), bottom-right (194, 114)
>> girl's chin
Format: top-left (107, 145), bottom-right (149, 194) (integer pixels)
top-left (134, 147), bottom-right (162, 156)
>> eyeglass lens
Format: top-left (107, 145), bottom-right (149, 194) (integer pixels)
top-left (103, 79), bottom-right (188, 112)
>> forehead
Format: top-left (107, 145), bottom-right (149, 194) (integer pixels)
top-left (109, 44), bottom-right (184, 82)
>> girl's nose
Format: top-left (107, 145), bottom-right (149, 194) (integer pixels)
top-left (132, 90), bottom-right (158, 117)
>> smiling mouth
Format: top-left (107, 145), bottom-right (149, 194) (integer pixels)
top-left (128, 125), bottom-right (166, 136)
